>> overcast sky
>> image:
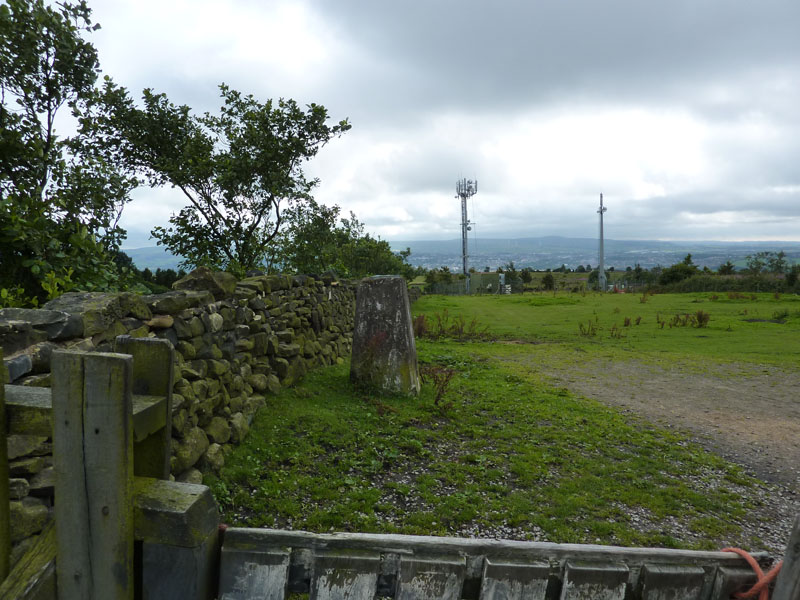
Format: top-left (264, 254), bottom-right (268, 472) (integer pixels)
top-left (84, 0), bottom-right (800, 247)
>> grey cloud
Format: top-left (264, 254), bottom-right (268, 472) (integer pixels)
top-left (309, 1), bottom-right (800, 116)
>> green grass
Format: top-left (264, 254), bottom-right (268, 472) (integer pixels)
top-left (413, 291), bottom-right (800, 367)
top-left (207, 339), bottom-right (771, 550)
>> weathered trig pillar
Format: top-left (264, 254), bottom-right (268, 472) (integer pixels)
top-left (350, 276), bottom-right (420, 396)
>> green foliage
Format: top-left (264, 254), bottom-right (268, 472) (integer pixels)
top-left (0, 0), bottom-right (135, 305)
top-left (745, 250), bottom-right (787, 275)
top-left (105, 83), bottom-right (350, 275)
top-left (658, 258), bottom-right (699, 286)
top-left (718, 260), bottom-right (736, 275)
top-left (269, 202), bottom-right (417, 278)
top-left (586, 269), bottom-right (610, 288)
top-left (268, 199), bottom-right (340, 274)
top-left (541, 272), bottom-right (555, 290)
top-left (787, 264), bottom-right (800, 289)
top-left (425, 266), bottom-right (454, 285)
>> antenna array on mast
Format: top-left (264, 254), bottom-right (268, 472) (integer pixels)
top-left (456, 178), bottom-right (478, 292)
top-left (597, 193), bottom-right (607, 291)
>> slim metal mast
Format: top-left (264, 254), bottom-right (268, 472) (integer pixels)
top-left (597, 193), bottom-right (607, 291)
top-left (456, 178), bottom-right (477, 292)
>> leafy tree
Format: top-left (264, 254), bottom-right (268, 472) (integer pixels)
top-left (268, 198), bottom-right (341, 274)
top-left (425, 266), bottom-right (453, 285)
top-left (271, 202), bottom-right (414, 278)
top-left (767, 251), bottom-right (787, 274)
top-left (745, 252), bottom-right (769, 275)
top-left (502, 261), bottom-right (519, 283)
top-left (658, 259), bottom-right (698, 286)
top-left (519, 268), bottom-right (533, 284)
top-left (576, 265), bottom-right (586, 273)
top-left (718, 260), bottom-right (736, 275)
top-left (105, 83), bottom-right (350, 275)
top-left (154, 268), bottom-right (185, 288)
top-left (0, 0), bottom-right (135, 305)
top-left (587, 269), bottom-right (610, 288)
top-left (336, 214), bottom-right (414, 278)
top-left (632, 263), bottom-right (645, 281)
top-left (541, 272), bottom-right (555, 290)
top-left (787, 264), bottom-right (800, 289)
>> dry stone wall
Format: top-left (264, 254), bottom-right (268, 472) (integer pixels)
top-left (1, 270), bottom-right (355, 565)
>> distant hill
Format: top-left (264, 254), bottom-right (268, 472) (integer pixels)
top-left (389, 236), bottom-right (800, 271)
top-left (122, 236), bottom-right (800, 273)
top-left (123, 246), bottom-right (183, 271)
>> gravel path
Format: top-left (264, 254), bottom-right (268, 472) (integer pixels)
top-left (503, 347), bottom-right (800, 554)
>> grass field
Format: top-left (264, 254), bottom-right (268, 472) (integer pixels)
top-left (207, 291), bottom-right (800, 551)
top-left (414, 290), bottom-right (800, 367)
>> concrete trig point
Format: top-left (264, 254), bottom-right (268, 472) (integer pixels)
top-left (350, 276), bottom-right (420, 396)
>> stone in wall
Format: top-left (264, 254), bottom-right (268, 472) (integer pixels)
top-left (43, 291), bottom-right (152, 337)
top-left (173, 266), bottom-right (237, 300)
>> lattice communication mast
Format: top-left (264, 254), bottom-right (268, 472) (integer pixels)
top-left (597, 193), bottom-right (607, 291)
top-left (456, 178), bottom-right (478, 292)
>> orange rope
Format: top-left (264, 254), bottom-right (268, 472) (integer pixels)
top-left (721, 547), bottom-right (782, 600)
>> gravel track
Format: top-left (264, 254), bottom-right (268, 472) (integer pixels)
top-left (504, 348), bottom-right (800, 554)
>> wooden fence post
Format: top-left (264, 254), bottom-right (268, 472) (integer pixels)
top-left (114, 336), bottom-right (174, 479)
top-left (773, 514), bottom-right (800, 600)
top-left (52, 351), bottom-right (134, 600)
top-left (1, 348), bottom-right (9, 583)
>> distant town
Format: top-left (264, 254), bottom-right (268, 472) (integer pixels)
top-left (125, 236), bottom-right (800, 273)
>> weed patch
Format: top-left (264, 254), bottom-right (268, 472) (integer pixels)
top-left (413, 309), bottom-right (490, 341)
top-left (578, 320), bottom-right (597, 337)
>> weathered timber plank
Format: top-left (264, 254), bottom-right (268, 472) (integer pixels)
top-left (773, 513), bottom-right (800, 600)
top-left (5, 384), bottom-right (165, 442)
top-left (560, 561), bottom-right (629, 600)
top-left (53, 351), bottom-right (134, 600)
top-left (310, 551), bottom-right (380, 600)
top-left (1, 353), bottom-right (9, 583)
top-left (709, 566), bottom-right (757, 600)
top-left (130, 395), bottom-right (167, 442)
top-left (115, 336), bottom-right (173, 479)
top-left (220, 528), bottom-right (768, 571)
top-left (479, 558), bottom-right (549, 599)
top-left (0, 521), bottom-right (56, 600)
top-left (218, 547), bottom-right (290, 600)
top-left (397, 555), bottom-right (466, 600)
top-left (132, 477), bottom-right (219, 547)
top-left (637, 564), bottom-right (705, 600)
